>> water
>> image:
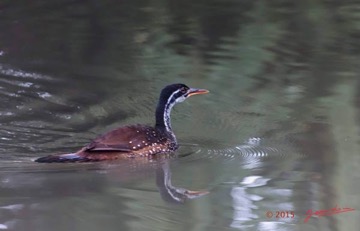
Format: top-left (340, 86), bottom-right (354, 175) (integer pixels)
top-left (1, 1), bottom-right (359, 230)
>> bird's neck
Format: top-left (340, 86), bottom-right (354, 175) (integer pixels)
top-left (155, 98), bottom-right (175, 133)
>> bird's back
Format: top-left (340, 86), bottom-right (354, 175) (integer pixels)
top-left (35, 124), bottom-right (177, 162)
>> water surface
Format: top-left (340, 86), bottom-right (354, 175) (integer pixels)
top-left (0, 1), bottom-right (359, 231)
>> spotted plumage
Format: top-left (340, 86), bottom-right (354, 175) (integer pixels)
top-left (35, 83), bottom-right (209, 163)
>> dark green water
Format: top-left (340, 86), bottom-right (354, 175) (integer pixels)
top-left (0, 1), bottom-right (359, 231)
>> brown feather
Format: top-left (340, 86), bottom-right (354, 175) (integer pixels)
top-left (35, 124), bottom-right (177, 162)
top-left (85, 125), bottom-right (170, 152)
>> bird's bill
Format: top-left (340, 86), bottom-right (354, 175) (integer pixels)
top-left (187, 88), bottom-right (209, 97)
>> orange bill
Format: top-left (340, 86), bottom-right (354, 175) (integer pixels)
top-left (187, 88), bottom-right (209, 97)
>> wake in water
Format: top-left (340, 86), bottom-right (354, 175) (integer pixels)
top-left (178, 137), bottom-right (306, 162)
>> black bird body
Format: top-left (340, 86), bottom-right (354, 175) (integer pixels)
top-left (35, 83), bottom-right (208, 163)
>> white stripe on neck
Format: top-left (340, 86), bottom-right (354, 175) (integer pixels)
top-left (163, 89), bottom-right (181, 132)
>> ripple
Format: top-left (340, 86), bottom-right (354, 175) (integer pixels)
top-left (0, 64), bottom-right (54, 80)
top-left (177, 137), bottom-right (305, 165)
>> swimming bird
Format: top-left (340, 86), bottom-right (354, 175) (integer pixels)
top-left (35, 83), bottom-right (209, 163)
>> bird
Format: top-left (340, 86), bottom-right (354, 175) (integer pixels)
top-left (35, 83), bottom-right (209, 163)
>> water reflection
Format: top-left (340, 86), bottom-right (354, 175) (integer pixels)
top-left (1, 0), bottom-right (360, 230)
top-left (231, 187), bottom-right (261, 228)
top-left (156, 160), bottom-right (208, 203)
top-left (0, 157), bottom-right (209, 230)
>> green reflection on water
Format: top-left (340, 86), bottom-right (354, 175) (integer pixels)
top-left (0, 0), bottom-right (359, 231)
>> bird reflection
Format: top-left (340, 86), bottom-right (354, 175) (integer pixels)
top-left (0, 157), bottom-right (208, 230)
top-left (156, 160), bottom-right (208, 203)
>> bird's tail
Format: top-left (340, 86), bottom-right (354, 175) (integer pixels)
top-left (35, 152), bottom-right (92, 163)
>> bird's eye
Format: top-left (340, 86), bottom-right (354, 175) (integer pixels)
top-left (180, 88), bottom-right (187, 94)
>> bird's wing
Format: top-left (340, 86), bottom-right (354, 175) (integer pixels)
top-left (85, 125), bottom-right (153, 152)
